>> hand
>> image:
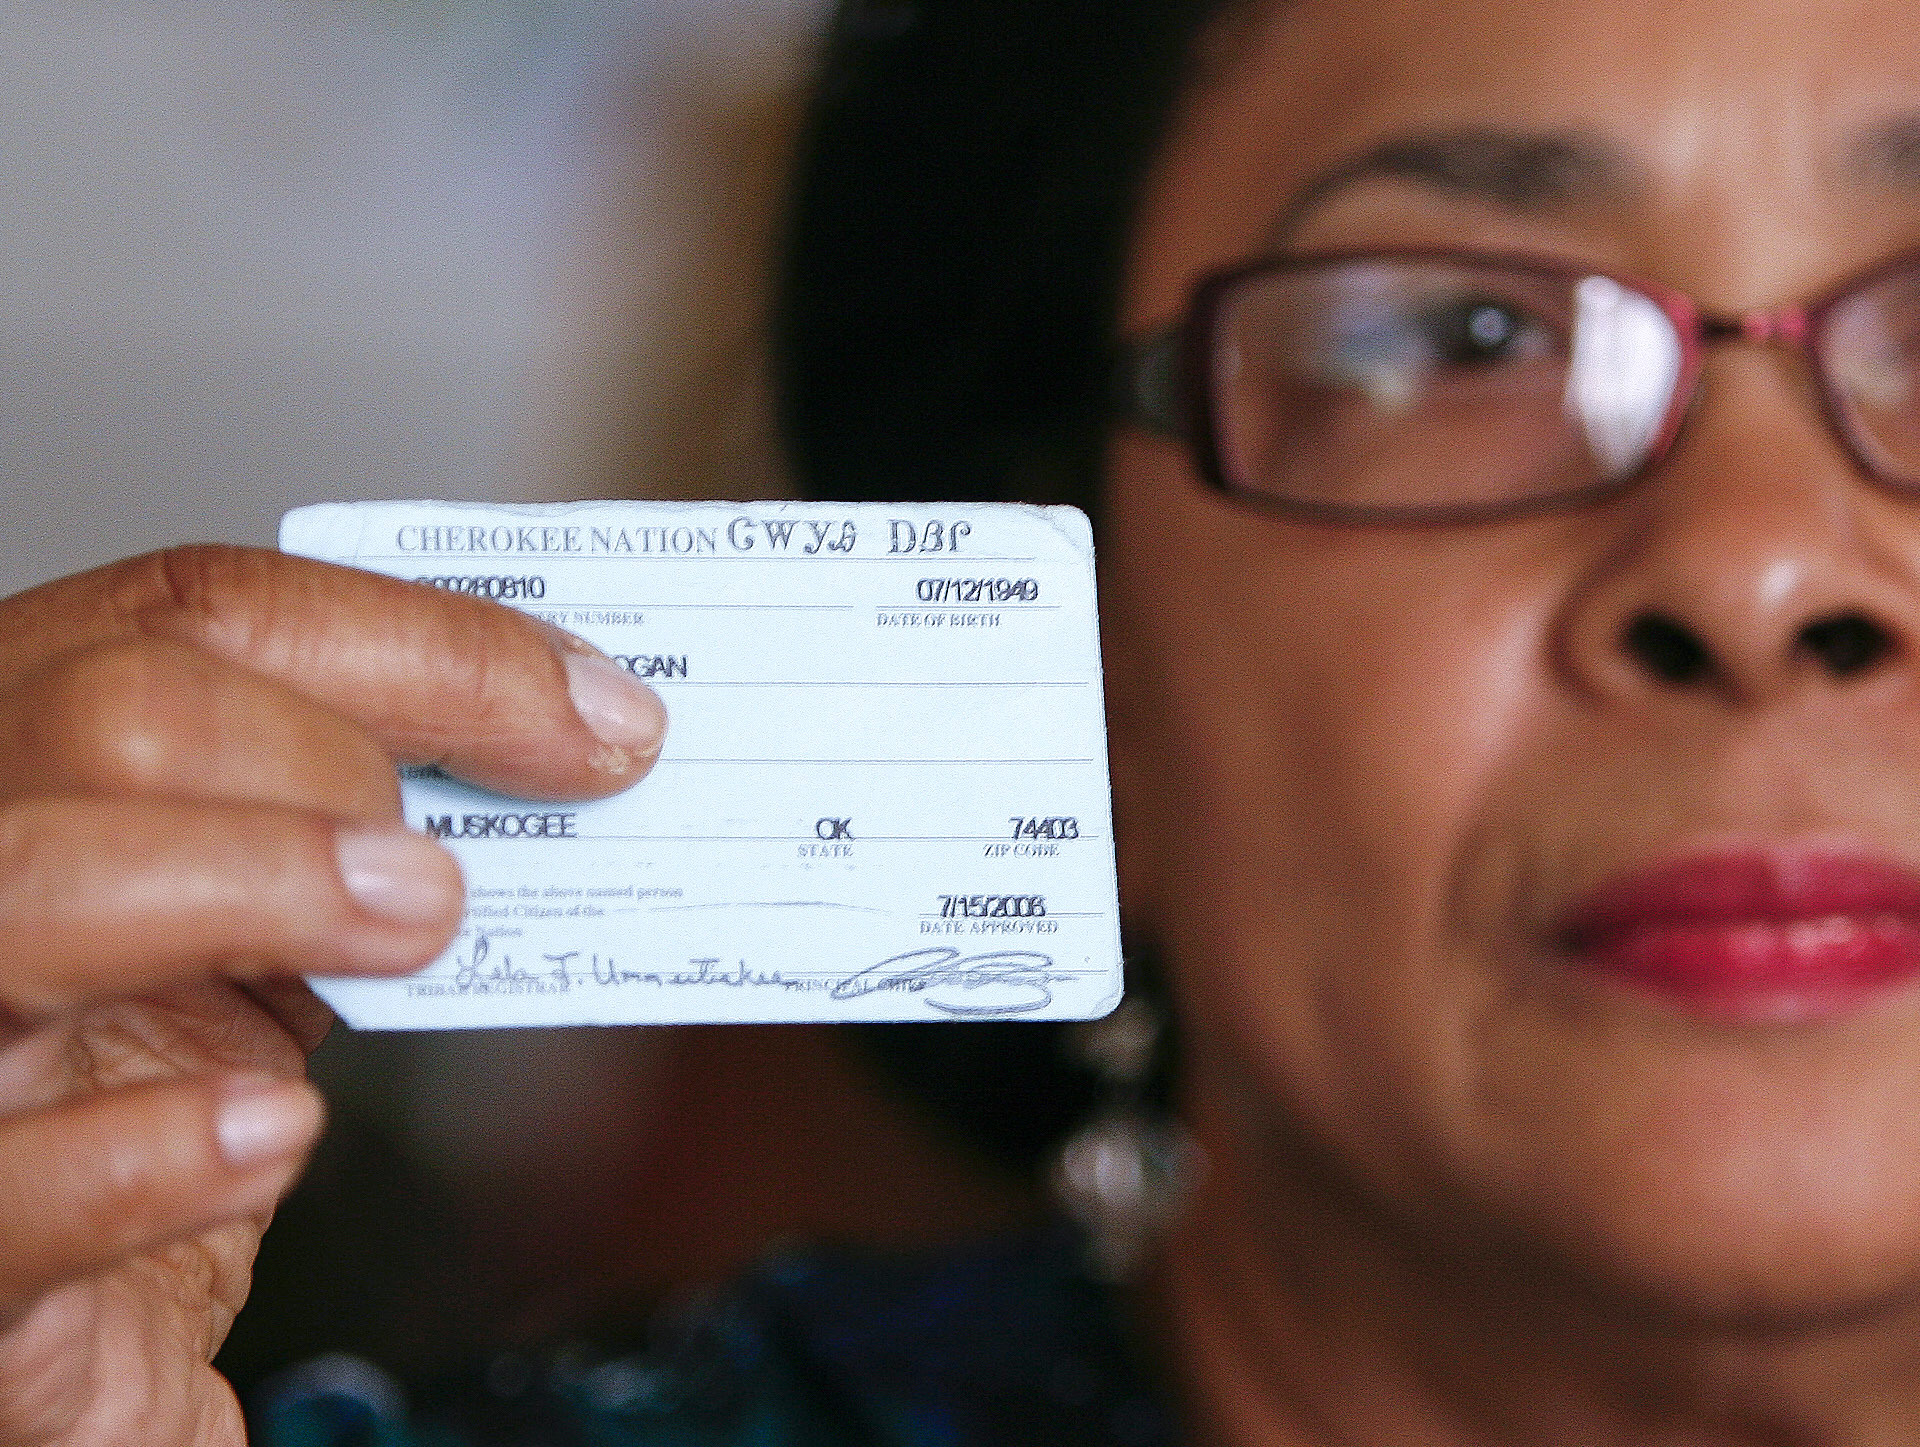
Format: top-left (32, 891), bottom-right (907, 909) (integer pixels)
top-left (0, 545), bottom-right (665, 1446)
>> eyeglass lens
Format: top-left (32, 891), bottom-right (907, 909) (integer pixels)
top-left (1208, 257), bottom-right (1920, 516)
top-left (1825, 269), bottom-right (1920, 486)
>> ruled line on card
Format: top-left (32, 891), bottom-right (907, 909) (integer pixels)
top-left (653, 680), bottom-right (1090, 688)
top-left (655, 757), bottom-right (1099, 766)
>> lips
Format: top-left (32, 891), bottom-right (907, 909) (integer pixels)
top-left (1556, 849), bottom-right (1920, 1021)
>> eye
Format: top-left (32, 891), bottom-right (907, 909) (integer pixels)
top-left (1417, 296), bottom-right (1547, 366)
top-left (1309, 288), bottom-right (1559, 396)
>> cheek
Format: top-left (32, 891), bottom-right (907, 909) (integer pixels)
top-left (1103, 433), bottom-right (1554, 1157)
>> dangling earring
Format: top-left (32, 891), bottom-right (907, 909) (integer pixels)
top-left (1048, 967), bottom-right (1200, 1281)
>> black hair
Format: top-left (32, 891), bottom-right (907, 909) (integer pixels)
top-left (776, 0), bottom-right (1229, 519)
top-left (775, 0), bottom-right (1232, 1175)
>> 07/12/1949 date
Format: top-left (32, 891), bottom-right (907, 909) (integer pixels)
top-left (916, 576), bottom-right (1040, 604)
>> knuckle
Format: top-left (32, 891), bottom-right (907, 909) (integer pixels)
top-left (89, 1090), bottom-right (224, 1229)
top-left (110, 543), bottom-right (350, 671)
top-left (20, 640), bottom-right (209, 793)
top-left (0, 1097), bottom-right (192, 1268)
top-left (73, 1134), bottom-right (179, 1259)
top-left (10, 633), bottom-right (402, 819)
top-left (454, 636), bottom-right (526, 730)
top-left (136, 544), bottom-right (278, 657)
top-left (98, 1129), bottom-right (158, 1203)
top-left (376, 599), bottom-right (567, 754)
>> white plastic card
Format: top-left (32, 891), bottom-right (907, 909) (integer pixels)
top-left (280, 500), bottom-right (1122, 1028)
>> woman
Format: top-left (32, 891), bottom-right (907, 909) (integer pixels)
top-left (11, 0), bottom-right (1920, 1440)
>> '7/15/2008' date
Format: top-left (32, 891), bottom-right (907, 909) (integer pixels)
top-left (940, 895), bottom-right (1049, 918)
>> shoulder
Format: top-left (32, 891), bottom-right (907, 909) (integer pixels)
top-left (249, 1225), bottom-right (1175, 1447)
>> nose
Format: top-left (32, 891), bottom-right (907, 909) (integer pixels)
top-left (1557, 353), bottom-right (1920, 710)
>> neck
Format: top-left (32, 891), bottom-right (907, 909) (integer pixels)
top-left (1155, 1078), bottom-right (1920, 1447)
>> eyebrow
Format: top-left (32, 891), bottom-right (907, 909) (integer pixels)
top-left (1275, 128), bottom-right (1636, 242)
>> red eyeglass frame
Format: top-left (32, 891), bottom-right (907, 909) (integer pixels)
top-left (1120, 246), bottom-right (1920, 525)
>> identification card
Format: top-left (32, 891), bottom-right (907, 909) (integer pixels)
top-left (280, 500), bottom-right (1122, 1028)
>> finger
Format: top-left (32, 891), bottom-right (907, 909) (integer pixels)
top-left (59, 983), bottom-right (319, 1095)
top-left (0, 984), bottom-right (323, 1131)
top-left (0, 1072), bottom-right (322, 1321)
top-left (0, 546), bottom-right (666, 802)
top-left (239, 979), bottom-right (335, 1056)
top-left (0, 796), bottom-right (462, 1019)
top-left (0, 638), bottom-right (399, 823)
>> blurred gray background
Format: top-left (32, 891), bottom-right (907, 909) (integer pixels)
top-left (0, 0), bottom-right (820, 593)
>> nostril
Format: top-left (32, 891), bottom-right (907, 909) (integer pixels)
top-left (1797, 612), bottom-right (1894, 677)
top-left (1622, 613), bottom-right (1714, 685)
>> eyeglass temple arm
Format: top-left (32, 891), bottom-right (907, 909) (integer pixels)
top-left (1114, 325), bottom-right (1192, 439)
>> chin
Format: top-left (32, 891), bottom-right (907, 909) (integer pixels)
top-left (1187, 914), bottom-right (1920, 1331)
top-left (1382, 922), bottom-right (1920, 1329)
top-left (1469, 1077), bottom-right (1920, 1328)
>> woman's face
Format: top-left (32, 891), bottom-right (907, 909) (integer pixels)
top-left (1106, 0), bottom-right (1920, 1316)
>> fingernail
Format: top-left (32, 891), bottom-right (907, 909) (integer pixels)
top-left (563, 651), bottom-right (667, 765)
top-left (216, 1074), bottom-right (323, 1168)
top-left (335, 827), bottom-right (462, 927)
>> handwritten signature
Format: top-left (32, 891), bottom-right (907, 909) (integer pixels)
top-left (829, 948), bottom-right (1063, 1016)
top-left (450, 934), bottom-right (571, 995)
top-left (568, 952), bottom-right (817, 992)
top-left (440, 936), bottom-right (1066, 1016)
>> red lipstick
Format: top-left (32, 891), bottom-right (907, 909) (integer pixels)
top-left (1557, 849), bottom-right (1920, 1021)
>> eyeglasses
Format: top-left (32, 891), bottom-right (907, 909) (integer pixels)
top-left (1120, 248), bottom-right (1920, 524)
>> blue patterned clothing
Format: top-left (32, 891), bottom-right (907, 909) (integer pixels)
top-left (251, 1225), bottom-right (1178, 1447)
